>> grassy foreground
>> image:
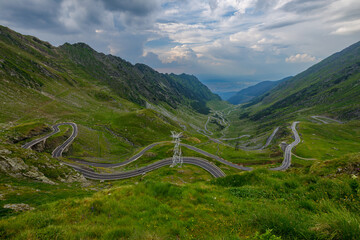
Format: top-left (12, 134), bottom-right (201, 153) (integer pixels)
top-left (1, 153), bottom-right (360, 240)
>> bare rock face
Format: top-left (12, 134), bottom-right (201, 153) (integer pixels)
top-left (58, 171), bottom-right (91, 187)
top-left (31, 140), bottom-right (46, 152)
top-left (0, 149), bottom-right (12, 155)
top-left (0, 153), bottom-right (56, 185)
top-left (3, 203), bottom-right (34, 212)
top-left (0, 146), bottom-right (91, 186)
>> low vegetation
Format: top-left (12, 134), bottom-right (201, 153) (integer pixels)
top-left (1, 160), bottom-right (359, 239)
top-left (0, 26), bottom-right (360, 240)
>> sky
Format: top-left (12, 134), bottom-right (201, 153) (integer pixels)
top-left (0, 0), bottom-right (359, 93)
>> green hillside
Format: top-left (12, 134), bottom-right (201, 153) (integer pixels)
top-left (227, 77), bottom-right (291, 105)
top-left (0, 26), bottom-right (360, 240)
top-left (242, 41), bottom-right (360, 122)
top-left (0, 25), bottom-right (218, 119)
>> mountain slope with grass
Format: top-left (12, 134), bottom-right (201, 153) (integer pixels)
top-left (242, 41), bottom-right (360, 121)
top-left (1, 25), bottom-right (360, 240)
top-left (227, 77), bottom-right (292, 105)
top-left (0, 25), bottom-right (218, 117)
top-left (0, 25), bottom-right (221, 174)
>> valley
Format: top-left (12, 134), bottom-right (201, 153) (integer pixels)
top-left (0, 25), bottom-right (359, 240)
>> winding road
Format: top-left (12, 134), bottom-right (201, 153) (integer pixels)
top-left (270, 122), bottom-right (300, 171)
top-left (70, 142), bottom-right (251, 171)
top-left (21, 123), bottom-right (226, 179)
top-left (21, 120), bottom-right (301, 180)
top-left (311, 116), bottom-right (343, 124)
top-left (197, 110), bottom-right (279, 150)
top-left (260, 127), bottom-right (279, 150)
top-left (21, 123), bottom-right (77, 149)
top-left (65, 157), bottom-right (225, 180)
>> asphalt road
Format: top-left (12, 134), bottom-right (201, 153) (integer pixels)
top-left (52, 123), bottom-right (78, 158)
top-left (270, 122), bottom-right (300, 171)
top-left (311, 116), bottom-right (343, 124)
top-left (259, 127), bottom-right (279, 150)
top-left (71, 141), bottom-right (252, 171)
top-left (22, 123), bottom-right (226, 180)
top-left (198, 111), bottom-right (278, 150)
top-left (22, 122), bottom-right (78, 152)
top-left (204, 116), bottom-right (214, 135)
top-left (181, 143), bottom-right (253, 171)
top-left (21, 120), bottom-right (300, 180)
top-left (220, 135), bottom-right (250, 141)
top-left (72, 142), bottom-right (165, 168)
top-left (66, 157), bottom-right (225, 180)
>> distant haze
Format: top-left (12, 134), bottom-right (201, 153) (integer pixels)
top-left (1, 0), bottom-right (359, 92)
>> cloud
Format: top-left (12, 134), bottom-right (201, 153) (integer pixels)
top-left (157, 45), bottom-right (197, 64)
top-left (281, 0), bottom-right (334, 13)
top-left (101, 0), bottom-right (161, 16)
top-left (331, 19), bottom-right (360, 35)
top-left (0, 0), bottom-right (62, 31)
top-left (285, 53), bottom-right (316, 63)
top-left (0, 0), bottom-right (359, 92)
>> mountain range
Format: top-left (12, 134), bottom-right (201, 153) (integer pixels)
top-left (240, 41), bottom-right (360, 122)
top-left (0, 25), bottom-right (219, 121)
top-left (227, 76), bottom-right (292, 104)
top-left (1, 25), bottom-right (360, 240)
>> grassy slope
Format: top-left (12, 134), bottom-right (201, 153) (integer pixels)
top-left (242, 41), bottom-right (360, 122)
top-left (227, 77), bottom-right (291, 105)
top-left (1, 162), bottom-right (359, 240)
top-left (1, 26), bottom-right (360, 239)
top-left (0, 25), bottom-right (214, 161)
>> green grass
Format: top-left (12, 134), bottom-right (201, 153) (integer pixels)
top-left (1, 25), bottom-right (360, 240)
top-left (295, 120), bottom-right (360, 160)
top-left (1, 165), bottom-right (360, 239)
top-left (0, 176), bottom-right (94, 219)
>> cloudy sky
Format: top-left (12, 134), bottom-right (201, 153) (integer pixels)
top-left (0, 0), bottom-right (359, 93)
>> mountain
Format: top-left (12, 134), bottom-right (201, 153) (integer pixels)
top-left (242, 41), bottom-right (360, 121)
top-left (0, 25), bottom-right (219, 118)
top-left (227, 77), bottom-right (292, 104)
top-left (1, 26), bottom-right (360, 240)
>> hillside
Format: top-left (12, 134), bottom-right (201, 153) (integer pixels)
top-left (242, 41), bottom-right (360, 121)
top-left (0, 25), bottom-right (219, 118)
top-left (0, 25), bottom-right (223, 166)
top-left (1, 25), bottom-right (360, 240)
top-left (227, 77), bottom-right (292, 104)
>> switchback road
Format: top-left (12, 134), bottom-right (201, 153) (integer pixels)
top-left (311, 116), bottom-right (343, 124)
top-left (71, 142), bottom-right (252, 171)
top-left (22, 121), bottom-right (301, 180)
top-left (22, 123), bottom-right (226, 179)
top-left (260, 127), bottom-right (279, 150)
top-left (270, 122), bottom-right (300, 171)
top-left (22, 123), bottom-right (77, 149)
top-left (65, 157), bottom-right (225, 180)
top-left (198, 111), bottom-right (278, 150)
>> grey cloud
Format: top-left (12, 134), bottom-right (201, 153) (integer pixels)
top-left (262, 19), bottom-right (305, 30)
top-left (253, 0), bottom-right (278, 12)
top-left (0, 0), bottom-right (61, 31)
top-left (327, 4), bottom-right (360, 23)
top-left (0, 0), bottom-right (106, 34)
top-left (282, 0), bottom-right (334, 13)
top-left (208, 0), bottom-right (218, 11)
top-left (101, 0), bottom-right (161, 16)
